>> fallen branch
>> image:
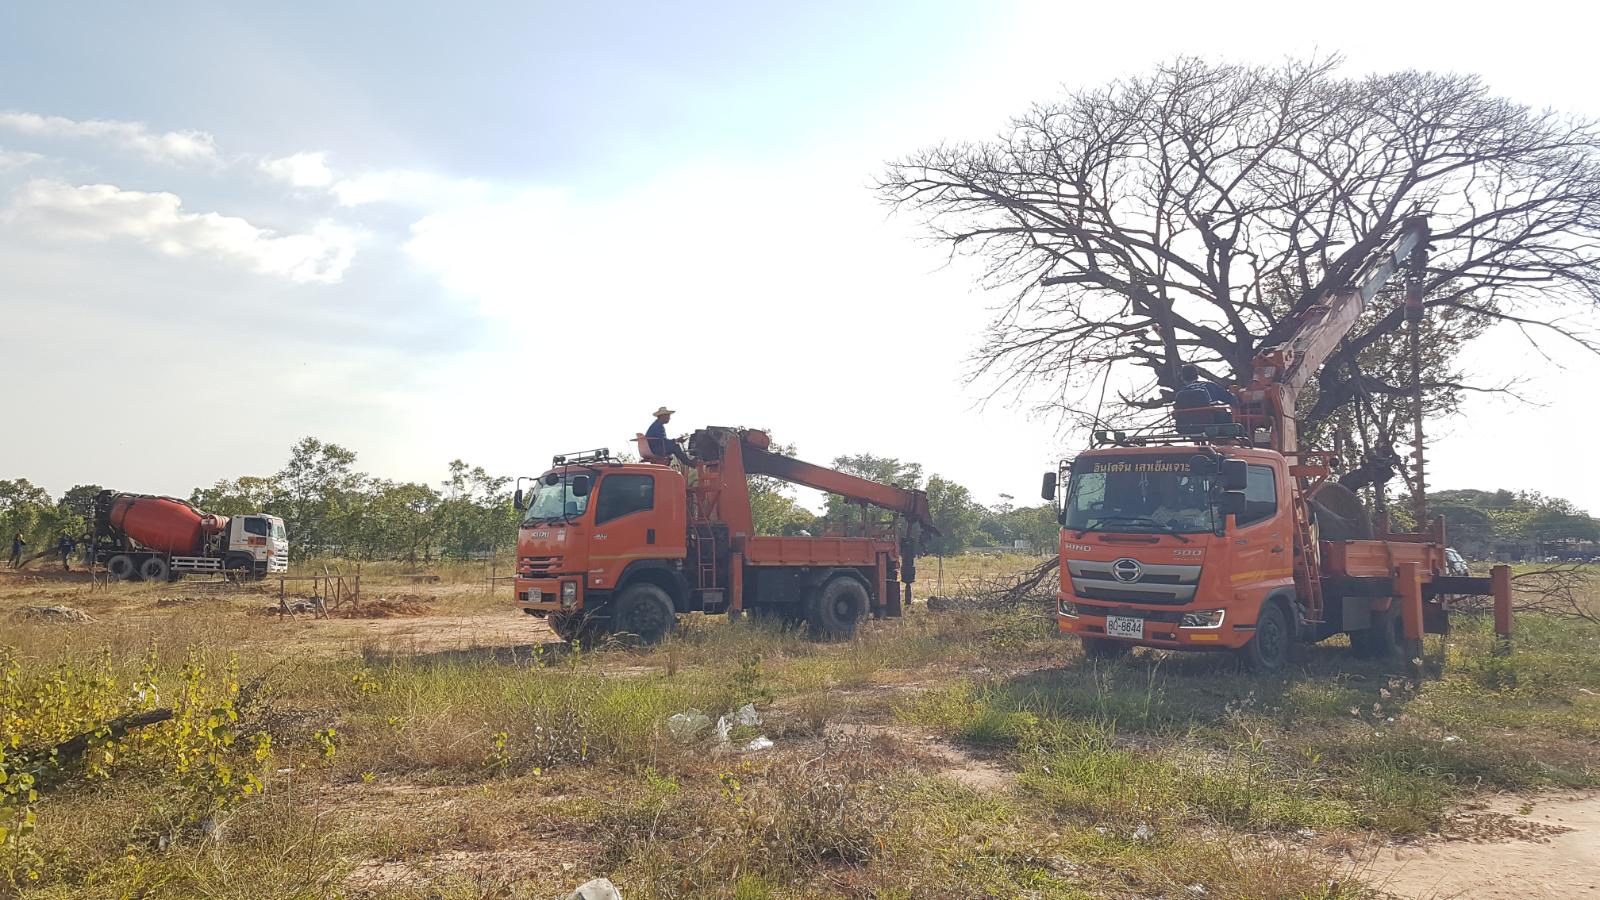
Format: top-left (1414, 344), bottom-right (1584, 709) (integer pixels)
top-left (1450, 565), bottom-right (1598, 624)
top-left (927, 557), bottom-right (1059, 610)
top-left (23, 708), bottom-right (174, 769)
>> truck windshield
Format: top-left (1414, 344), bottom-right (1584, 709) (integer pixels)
top-left (271, 521), bottom-right (286, 541)
top-left (1064, 456), bottom-right (1215, 534)
top-left (523, 474), bottom-right (590, 523)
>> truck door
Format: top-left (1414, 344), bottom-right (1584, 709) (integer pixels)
top-left (1231, 463), bottom-right (1294, 617)
top-left (587, 472), bottom-right (683, 591)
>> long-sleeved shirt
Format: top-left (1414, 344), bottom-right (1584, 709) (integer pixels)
top-left (1184, 379), bottom-right (1237, 405)
top-left (645, 419), bottom-right (669, 457)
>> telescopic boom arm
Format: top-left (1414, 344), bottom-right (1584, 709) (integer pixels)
top-left (741, 441), bottom-right (939, 535)
top-left (1241, 215), bottom-right (1430, 453)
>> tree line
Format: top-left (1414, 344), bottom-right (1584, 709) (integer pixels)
top-left (1, 438), bottom-right (1055, 564)
top-left (1, 438), bottom-right (519, 564)
top-left (1425, 490), bottom-right (1600, 560)
top-left (6, 437), bottom-right (1591, 564)
top-left (748, 450), bottom-right (1058, 556)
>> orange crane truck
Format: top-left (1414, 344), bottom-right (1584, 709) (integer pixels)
top-left (1042, 216), bottom-right (1513, 671)
top-left (513, 425), bottom-right (937, 644)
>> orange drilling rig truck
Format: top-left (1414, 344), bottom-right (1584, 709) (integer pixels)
top-left (513, 425), bottom-right (937, 644)
top-left (1042, 216), bottom-right (1513, 671)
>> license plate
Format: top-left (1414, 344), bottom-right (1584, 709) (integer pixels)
top-left (1105, 615), bottom-right (1144, 640)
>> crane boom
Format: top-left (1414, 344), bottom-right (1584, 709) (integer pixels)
top-left (743, 442), bottom-right (938, 535)
top-left (1241, 216), bottom-right (1430, 453)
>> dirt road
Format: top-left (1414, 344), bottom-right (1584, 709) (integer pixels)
top-left (1365, 793), bottom-right (1600, 899)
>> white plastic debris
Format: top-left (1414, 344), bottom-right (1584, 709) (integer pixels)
top-left (715, 715), bottom-right (732, 749)
top-left (744, 736), bottom-right (774, 752)
top-left (734, 703), bottom-right (761, 727)
top-left (1132, 822), bottom-right (1153, 842)
top-left (666, 709), bottom-right (711, 740)
top-left (564, 878), bottom-right (622, 900)
top-left (1443, 735), bottom-right (1463, 744)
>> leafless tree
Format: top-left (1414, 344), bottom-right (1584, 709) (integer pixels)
top-left (882, 57), bottom-right (1600, 463)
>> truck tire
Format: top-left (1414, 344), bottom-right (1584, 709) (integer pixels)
top-left (609, 583), bottom-right (676, 646)
top-left (225, 556), bottom-right (255, 580)
top-left (1237, 599), bottom-right (1292, 673)
top-left (1350, 605), bottom-right (1405, 661)
top-left (1081, 636), bottom-right (1131, 660)
top-left (139, 557), bottom-right (171, 582)
top-left (806, 576), bottom-right (868, 641)
top-left (107, 554), bottom-right (136, 581)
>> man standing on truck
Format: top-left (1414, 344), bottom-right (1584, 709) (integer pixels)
top-left (1178, 364), bottom-right (1237, 406)
top-left (9, 533), bottom-right (25, 569)
top-left (645, 407), bottom-right (692, 466)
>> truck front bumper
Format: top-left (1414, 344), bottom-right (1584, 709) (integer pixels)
top-left (514, 576), bottom-right (585, 614)
top-left (1055, 594), bottom-right (1255, 650)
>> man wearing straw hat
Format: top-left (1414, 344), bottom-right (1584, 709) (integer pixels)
top-left (645, 406), bottom-right (692, 466)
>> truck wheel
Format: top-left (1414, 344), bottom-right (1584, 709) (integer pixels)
top-left (609, 584), bottom-right (677, 646)
top-left (107, 554), bottom-right (136, 581)
top-left (806, 576), bottom-right (867, 641)
top-left (139, 557), bottom-right (171, 582)
top-left (1238, 600), bottom-right (1292, 673)
top-left (1081, 636), bottom-right (1131, 660)
top-left (225, 556), bottom-right (255, 580)
top-left (1350, 605), bottom-right (1404, 660)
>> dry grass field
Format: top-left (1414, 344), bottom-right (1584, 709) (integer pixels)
top-left (1, 555), bottom-right (1596, 899)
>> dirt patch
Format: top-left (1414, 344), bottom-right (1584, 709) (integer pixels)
top-left (334, 598), bottom-right (432, 619)
top-left (345, 848), bottom-right (557, 892)
top-left (1361, 792), bottom-right (1600, 898)
top-left (827, 722), bottom-right (1015, 792)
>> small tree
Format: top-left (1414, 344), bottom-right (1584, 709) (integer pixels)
top-left (819, 454), bottom-right (923, 535)
top-left (923, 475), bottom-right (981, 555)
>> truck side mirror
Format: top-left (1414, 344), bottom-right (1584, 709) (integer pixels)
top-left (1220, 459), bottom-right (1248, 492)
top-left (513, 489), bottom-right (525, 511)
top-left (1041, 471), bottom-right (1057, 501)
top-left (1219, 490), bottom-right (1247, 518)
top-left (571, 475), bottom-right (592, 498)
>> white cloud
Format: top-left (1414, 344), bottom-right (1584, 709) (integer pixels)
top-left (259, 149), bottom-right (489, 209)
top-left (330, 168), bottom-right (488, 208)
top-left (0, 148), bottom-right (42, 172)
top-left (3, 179), bottom-right (359, 284)
top-left (260, 151), bottom-right (334, 188)
top-left (0, 111), bottom-right (219, 165)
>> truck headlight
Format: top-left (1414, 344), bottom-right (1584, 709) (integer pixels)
top-left (560, 582), bottom-right (578, 605)
top-left (1180, 609), bottom-right (1225, 628)
top-left (1058, 599), bottom-right (1079, 618)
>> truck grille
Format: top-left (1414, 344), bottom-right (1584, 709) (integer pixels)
top-left (1067, 558), bottom-right (1201, 605)
top-left (519, 556), bottom-right (561, 578)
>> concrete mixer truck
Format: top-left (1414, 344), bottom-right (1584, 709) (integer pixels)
top-left (91, 490), bottom-right (289, 581)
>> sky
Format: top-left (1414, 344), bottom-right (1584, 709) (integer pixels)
top-left (2, 0), bottom-right (1597, 515)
